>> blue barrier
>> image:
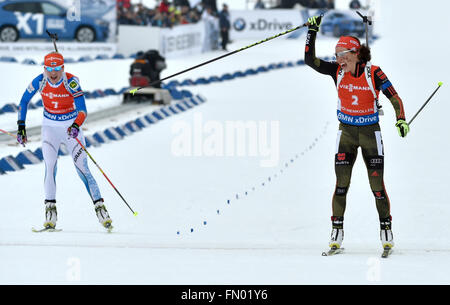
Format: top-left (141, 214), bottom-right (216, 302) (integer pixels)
top-left (144, 114), bottom-right (156, 124)
top-left (168, 89), bottom-right (184, 100)
top-left (167, 105), bottom-right (179, 115)
top-left (15, 150), bottom-right (41, 165)
top-left (194, 78), bottom-right (209, 85)
top-left (232, 71), bottom-right (245, 78)
top-left (159, 108), bottom-right (171, 117)
top-left (1, 104), bottom-right (17, 113)
top-left (219, 73), bottom-right (234, 81)
top-left (175, 103), bottom-right (186, 112)
top-left (118, 87), bottom-right (129, 94)
top-left (58, 145), bottom-right (69, 156)
top-left (166, 80), bottom-right (180, 88)
top-left (0, 56), bottom-right (17, 63)
top-left (256, 66), bottom-right (268, 72)
top-left (64, 58), bottom-right (76, 64)
top-left (181, 100), bottom-right (193, 109)
top-left (0, 155), bottom-right (24, 172)
top-left (78, 56), bottom-right (93, 62)
top-left (91, 90), bottom-right (105, 98)
top-left (134, 118), bottom-right (148, 129)
top-left (113, 126), bottom-right (126, 138)
top-left (124, 121), bottom-right (140, 133)
top-left (85, 135), bottom-right (101, 147)
top-left (104, 88), bottom-right (117, 96)
top-left (151, 111), bottom-right (164, 120)
top-left (181, 90), bottom-right (193, 98)
top-left (22, 59), bottom-right (37, 65)
top-left (95, 54), bottom-right (109, 60)
top-left (180, 79), bottom-right (195, 86)
top-left (93, 132), bottom-right (107, 144)
top-left (104, 128), bottom-right (122, 141)
top-left (33, 148), bottom-right (44, 161)
top-left (244, 68), bottom-right (258, 75)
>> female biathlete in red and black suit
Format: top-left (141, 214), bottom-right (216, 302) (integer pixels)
top-left (304, 16), bottom-right (410, 252)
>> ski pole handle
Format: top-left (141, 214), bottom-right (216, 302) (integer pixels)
top-left (408, 82), bottom-right (443, 126)
top-left (0, 128), bottom-right (25, 147)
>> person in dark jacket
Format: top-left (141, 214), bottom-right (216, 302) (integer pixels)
top-left (218, 3), bottom-right (230, 51)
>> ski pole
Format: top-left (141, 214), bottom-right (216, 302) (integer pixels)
top-left (130, 20), bottom-right (315, 95)
top-left (46, 30), bottom-right (59, 52)
top-left (75, 137), bottom-right (138, 216)
top-left (356, 11), bottom-right (372, 48)
top-left (0, 128), bottom-right (25, 147)
top-left (408, 82), bottom-right (443, 126)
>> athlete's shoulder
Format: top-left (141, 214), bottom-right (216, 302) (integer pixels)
top-left (26, 74), bottom-right (44, 93)
top-left (33, 73), bottom-right (45, 82)
top-left (65, 72), bottom-right (82, 91)
top-left (371, 65), bottom-right (390, 82)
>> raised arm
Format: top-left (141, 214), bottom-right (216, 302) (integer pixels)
top-left (304, 16), bottom-right (339, 82)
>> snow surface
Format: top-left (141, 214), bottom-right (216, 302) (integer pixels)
top-left (1, 0), bottom-right (450, 285)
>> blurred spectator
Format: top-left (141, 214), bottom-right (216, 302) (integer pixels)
top-left (202, 5), bottom-right (219, 51)
top-left (159, 0), bottom-right (170, 13)
top-left (129, 51), bottom-right (153, 87)
top-left (145, 49), bottom-right (167, 88)
top-left (254, 0), bottom-right (265, 9)
top-left (349, 0), bottom-right (362, 9)
top-left (218, 3), bottom-right (230, 51)
top-left (202, 0), bottom-right (218, 14)
top-left (276, 0), bottom-right (335, 8)
top-left (174, 0), bottom-right (191, 8)
top-left (117, 0), bottom-right (202, 28)
top-left (117, 0), bottom-right (131, 9)
top-left (326, 0), bottom-right (334, 9)
top-left (118, 7), bottom-right (140, 25)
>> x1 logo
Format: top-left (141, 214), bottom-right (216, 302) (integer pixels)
top-left (14, 12), bottom-right (44, 35)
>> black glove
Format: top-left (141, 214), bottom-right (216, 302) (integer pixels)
top-left (67, 123), bottom-right (80, 139)
top-left (307, 15), bottom-right (322, 32)
top-left (17, 120), bottom-right (27, 145)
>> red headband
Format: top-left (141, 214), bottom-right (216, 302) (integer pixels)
top-left (44, 52), bottom-right (64, 67)
top-left (336, 36), bottom-right (360, 51)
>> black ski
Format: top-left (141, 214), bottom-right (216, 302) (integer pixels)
top-left (322, 247), bottom-right (344, 256)
top-left (381, 246), bottom-right (393, 258)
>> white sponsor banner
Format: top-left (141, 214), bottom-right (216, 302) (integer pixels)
top-left (160, 22), bottom-right (205, 58)
top-left (230, 9), bottom-right (303, 40)
top-left (117, 25), bottom-right (160, 57)
top-left (0, 42), bottom-right (117, 58)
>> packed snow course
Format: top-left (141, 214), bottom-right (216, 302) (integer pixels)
top-left (0, 0), bottom-right (450, 285)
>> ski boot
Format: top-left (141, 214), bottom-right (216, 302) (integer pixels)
top-left (43, 199), bottom-right (57, 229)
top-left (380, 217), bottom-right (394, 249)
top-left (329, 216), bottom-right (344, 249)
top-left (94, 198), bottom-right (113, 231)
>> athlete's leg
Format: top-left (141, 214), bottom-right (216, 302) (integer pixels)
top-left (360, 123), bottom-right (394, 248)
top-left (65, 129), bottom-right (102, 202)
top-left (42, 125), bottom-right (62, 201)
top-left (65, 130), bottom-right (113, 227)
top-left (332, 124), bottom-right (359, 217)
top-left (360, 123), bottom-right (391, 219)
